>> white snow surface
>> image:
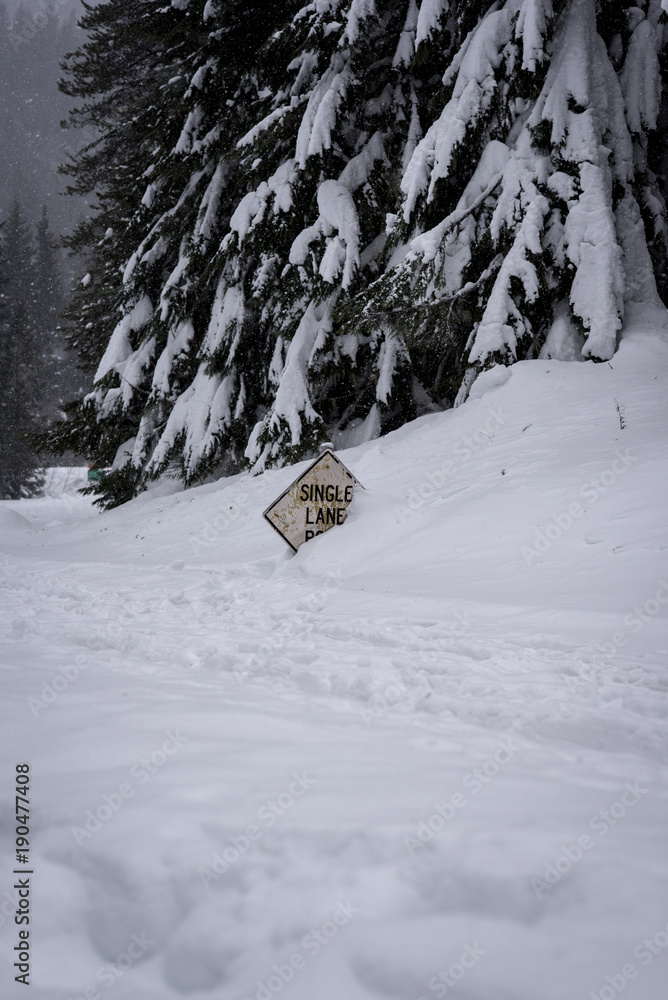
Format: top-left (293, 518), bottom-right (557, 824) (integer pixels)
top-left (415, 0), bottom-right (449, 48)
top-left (316, 180), bottom-right (360, 287)
top-left (2, 307), bottom-right (668, 998)
top-left (94, 297), bottom-right (154, 385)
top-left (295, 55), bottom-right (353, 168)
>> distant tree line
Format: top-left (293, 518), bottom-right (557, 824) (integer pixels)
top-left (0, 2), bottom-right (89, 498)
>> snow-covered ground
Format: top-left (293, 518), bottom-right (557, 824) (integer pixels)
top-left (2, 307), bottom-right (668, 1000)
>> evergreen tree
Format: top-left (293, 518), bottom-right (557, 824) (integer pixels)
top-left (33, 205), bottom-right (77, 422)
top-left (0, 198), bottom-right (44, 498)
top-left (43, 0), bottom-right (668, 508)
top-left (38, 0), bottom-right (213, 499)
top-left (45, 0), bottom-right (462, 504)
top-left (357, 0), bottom-right (668, 401)
top-left (43, 0), bottom-right (308, 502)
top-left (34, 207), bottom-right (62, 344)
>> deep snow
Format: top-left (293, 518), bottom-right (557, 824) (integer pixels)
top-left (1, 305), bottom-right (668, 1000)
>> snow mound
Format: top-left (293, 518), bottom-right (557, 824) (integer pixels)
top-left (467, 364), bottom-right (513, 400)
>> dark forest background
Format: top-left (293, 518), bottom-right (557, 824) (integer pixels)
top-left (0, 0), bottom-right (90, 496)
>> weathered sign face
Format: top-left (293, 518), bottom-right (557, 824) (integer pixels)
top-left (263, 450), bottom-right (360, 552)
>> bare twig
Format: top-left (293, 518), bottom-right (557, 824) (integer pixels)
top-left (615, 398), bottom-right (626, 430)
top-left (363, 255), bottom-right (503, 321)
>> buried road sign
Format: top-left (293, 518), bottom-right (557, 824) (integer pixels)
top-left (263, 449), bottom-right (362, 552)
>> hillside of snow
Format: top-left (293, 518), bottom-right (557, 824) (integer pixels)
top-left (1, 306), bottom-right (668, 1000)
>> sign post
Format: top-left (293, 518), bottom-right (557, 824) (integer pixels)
top-left (263, 449), bottom-right (361, 552)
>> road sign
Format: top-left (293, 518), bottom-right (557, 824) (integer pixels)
top-left (263, 449), bottom-right (361, 552)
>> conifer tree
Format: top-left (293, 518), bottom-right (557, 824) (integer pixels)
top-left (0, 199), bottom-right (44, 498)
top-left (34, 207), bottom-right (62, 341)
top-left (40, 0), bottom-right (213, 500)
top-left (46, 0), bottom-right (462, 504)
top-left (33, 206), bottom-right (75, 421)
top-left (356, 0), bottom-right (668, 402)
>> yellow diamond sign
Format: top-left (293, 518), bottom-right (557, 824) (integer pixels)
top-left (263, 449), bottom-right (361, 552)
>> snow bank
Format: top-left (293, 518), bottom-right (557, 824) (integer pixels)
top-left (1, 308), bottom-right (668, 999)
top-left (0, 506), bottom-right (33, 534)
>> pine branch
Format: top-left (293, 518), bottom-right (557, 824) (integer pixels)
top-left (117, 371), bottom-right (151, 397)
top-left (432, 173), bottom-right (504, 241)
top-left (363, 255), bottom-right (503, 320)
